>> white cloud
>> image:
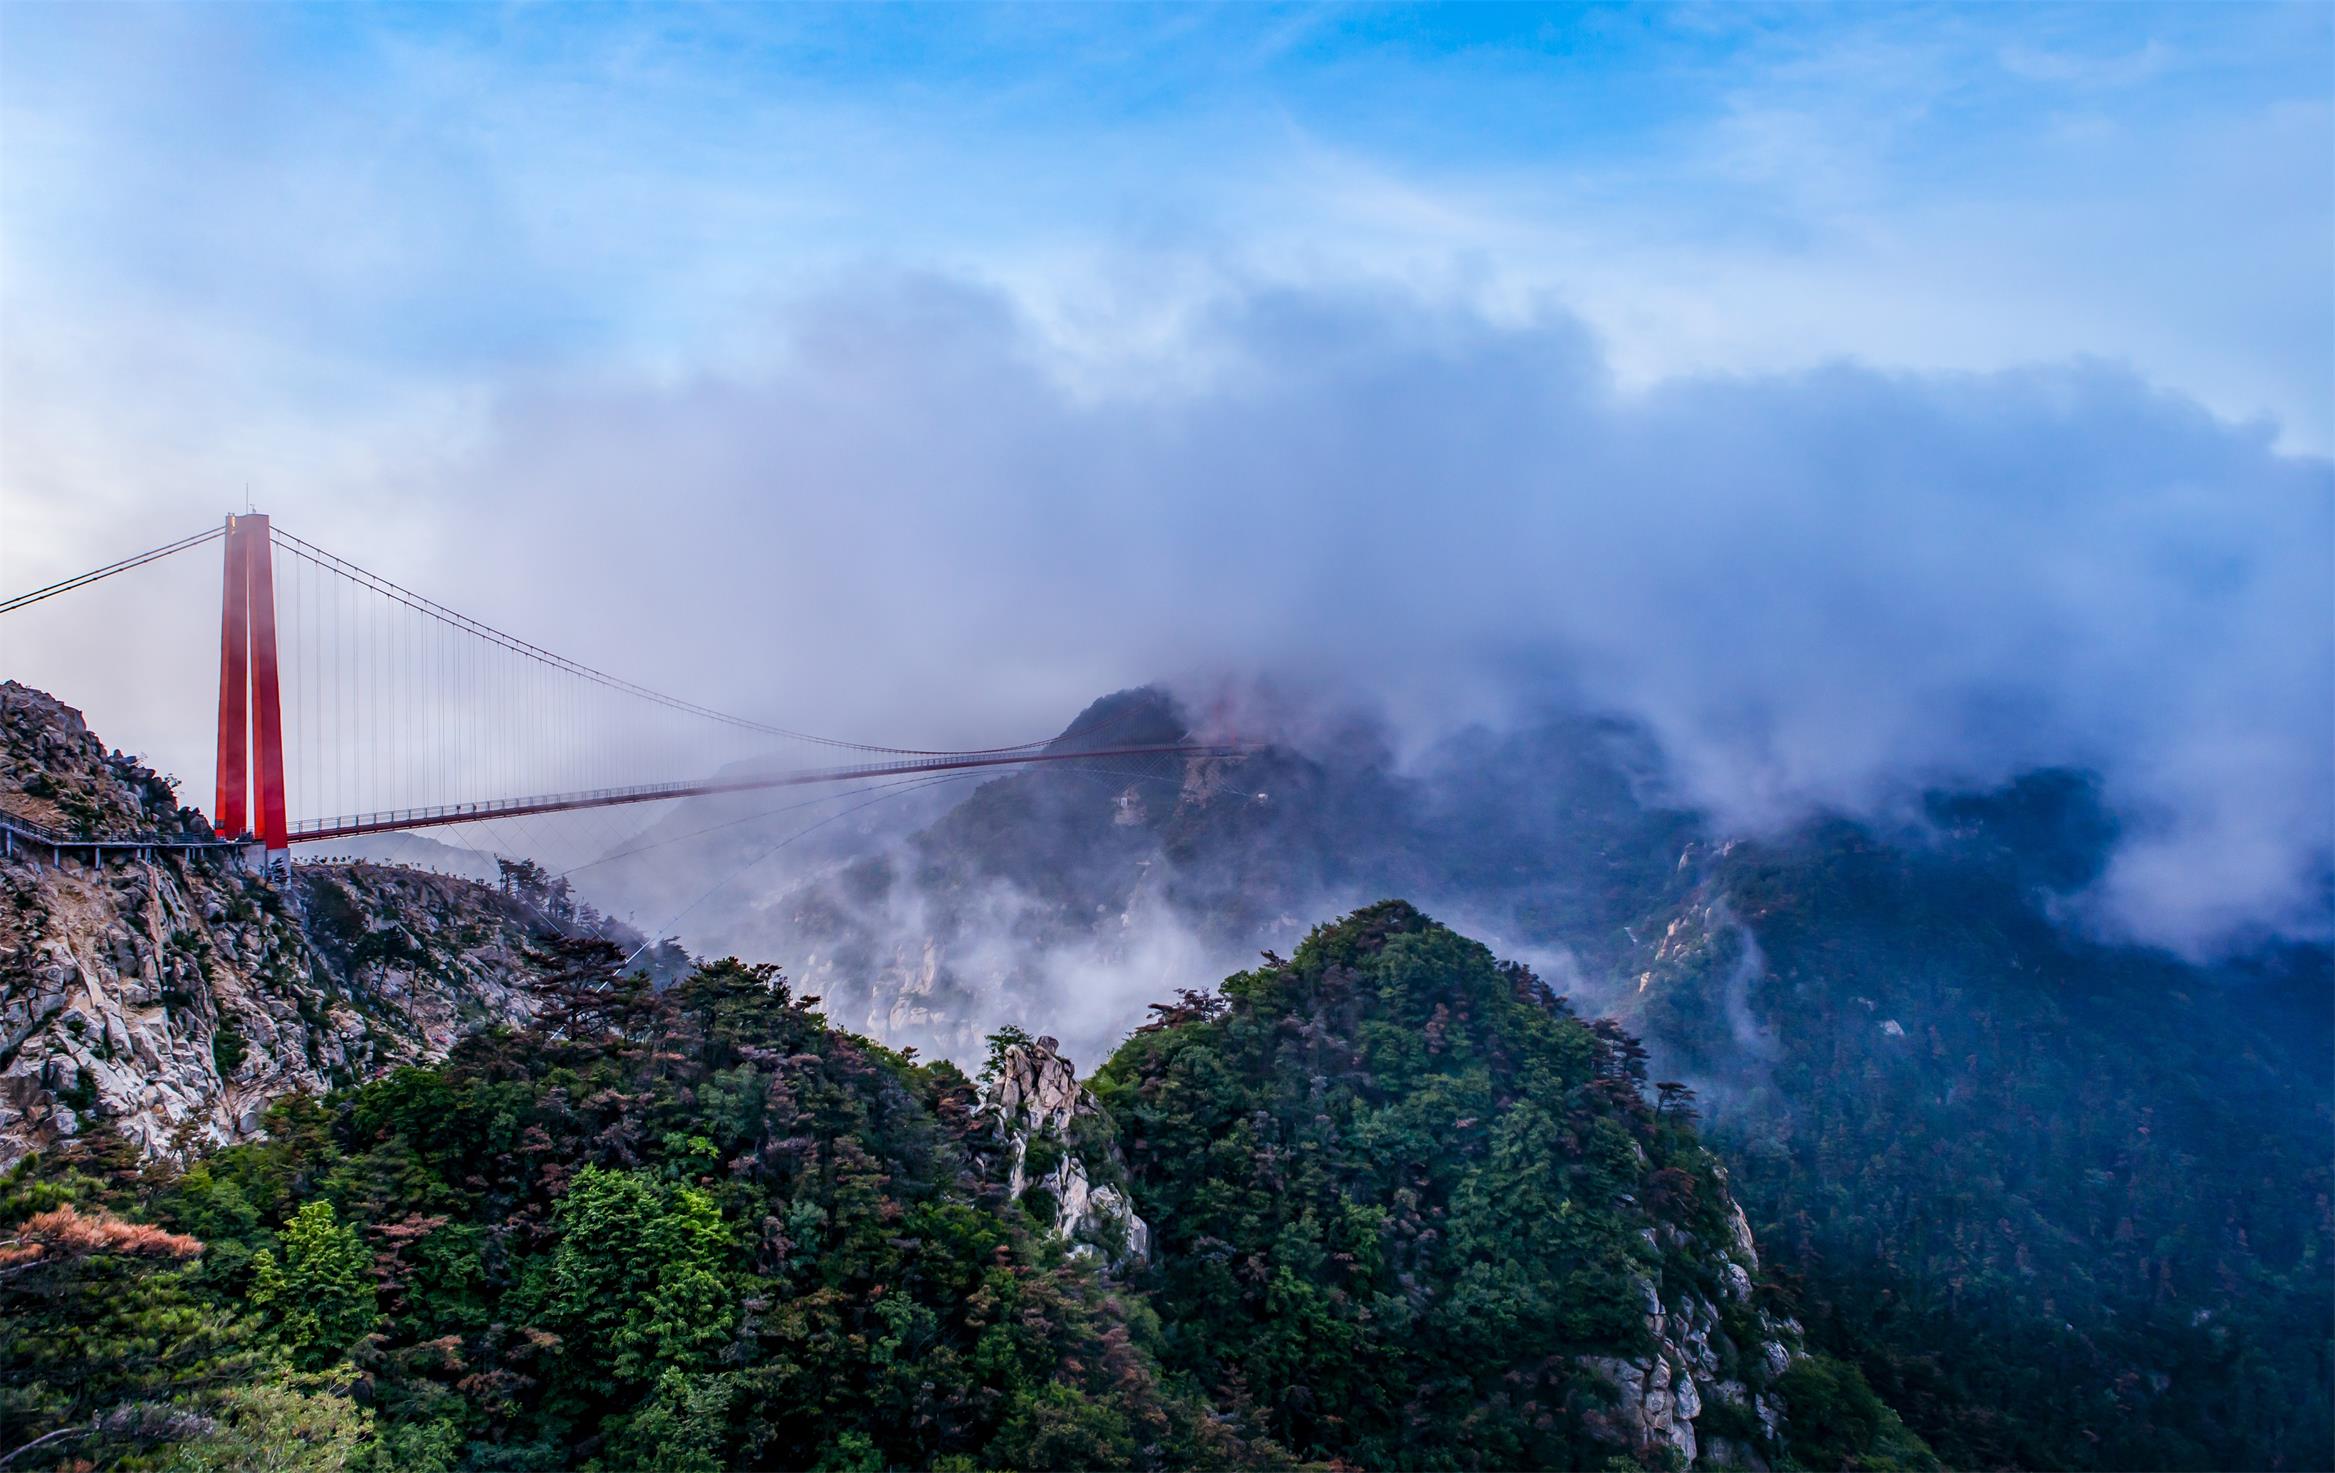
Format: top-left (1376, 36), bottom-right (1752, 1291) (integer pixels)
top-left (2000, 39), bottom-right (2174, 89)
top-left (1, 7), bottom-right (2326, 959)
top-left (422, 278), bottom-right (2332, 956)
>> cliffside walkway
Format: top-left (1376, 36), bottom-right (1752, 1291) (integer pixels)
top-left (0, 811), bottom-right (238, 866)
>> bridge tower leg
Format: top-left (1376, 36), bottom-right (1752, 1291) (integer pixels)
top-left (214, 515), bottom-right (248, 841)
top-left (214, 514), bottom-right (291, 873)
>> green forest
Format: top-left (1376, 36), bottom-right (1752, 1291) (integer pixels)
top-left (1, 906), bottom-right (1927, 1471)
top-left (1620, 794), bottom-right (2335, 1473)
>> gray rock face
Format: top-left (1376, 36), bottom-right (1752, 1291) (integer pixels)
top-left (1584, 1352), bottom-right (1700, 1465)
top-left (1579, 1239), bottom-right (1807, 1467)
top-left (0, 684), bottom-right (560, 1167)
top-left (0, 849), bottom-right (569, 1168)
top-left (977, 1034), bottom-right (1149, 1269)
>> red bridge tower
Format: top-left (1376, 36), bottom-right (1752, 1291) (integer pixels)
top-left (214, 513), bottom-right (289, 863)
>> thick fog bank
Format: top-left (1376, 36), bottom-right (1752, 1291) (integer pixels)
top-left (463, 277), bottom-right (2330, 959)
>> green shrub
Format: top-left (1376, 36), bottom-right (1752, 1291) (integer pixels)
top-left (211, 1024), bottom-right (248, 1077)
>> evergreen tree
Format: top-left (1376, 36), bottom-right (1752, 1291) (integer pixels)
top-left (250, 1200), bottom-right (379, 1372)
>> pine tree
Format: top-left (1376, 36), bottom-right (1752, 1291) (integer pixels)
top-left (250, 1200), bottom-right (379, 1371)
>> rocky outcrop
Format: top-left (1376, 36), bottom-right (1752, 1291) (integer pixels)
top-left (1576, 1201), bottom-right (1802, 1470)
top-left (1580, 1277), bottom-right (1801, 1469)
top-left (0, 681), bottom-right (213, 843)
top-left (294, 864), bottom-right (555, 1055)
top-left (2, 850), bottom-right (325, 1163)
top-left (977, 1033), bottom-right (1149, 1269)
top-left (0, 684), bottom-right (565, 1167)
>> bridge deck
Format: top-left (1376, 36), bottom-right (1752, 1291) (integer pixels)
top-left (1, 745), bottom-right (1237, 855)
top-left (288, 743), bottom-right (1235, 843)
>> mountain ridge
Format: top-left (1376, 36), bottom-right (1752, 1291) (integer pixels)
top-left (659, 683), bottom-right (2332, 1470)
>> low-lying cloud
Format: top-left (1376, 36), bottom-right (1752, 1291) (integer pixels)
top-left (453, 274), bottom-right (2331, 957)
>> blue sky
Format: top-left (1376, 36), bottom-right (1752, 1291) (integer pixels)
top-left (0, 3), bottom-right (2328, 953)
top-left (3, 3), bottom-right (2327, 447)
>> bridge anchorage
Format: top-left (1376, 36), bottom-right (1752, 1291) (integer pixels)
top-left (3, 511), bottom-right (1245, 878)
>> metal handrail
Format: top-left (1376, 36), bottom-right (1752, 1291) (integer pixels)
top-left (0, 811), bottom-right (231, 850)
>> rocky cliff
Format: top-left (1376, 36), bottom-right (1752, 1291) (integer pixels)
top-left (977, 1031), bottom-right (1150, 1269)
top-left (0, 683), bottom-right (568, 1167)
top-left (1578, 1195), bottom-right (1803, 1469)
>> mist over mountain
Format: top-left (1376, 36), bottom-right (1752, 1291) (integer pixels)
top-left (448, 279), bottom-right (2332, 961)
top-left (571, 679), bottom-right (2331, 1468)
top-left (593, 674), bottom-right (2328, 1063)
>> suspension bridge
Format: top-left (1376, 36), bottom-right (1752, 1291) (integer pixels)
top-left (2, 513), bottom-right (1238, 873)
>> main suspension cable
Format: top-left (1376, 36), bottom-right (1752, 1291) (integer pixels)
top-left (267, 524), bottom-right (1052, 758)
top-left (0, 525), bottom-right (224, 615)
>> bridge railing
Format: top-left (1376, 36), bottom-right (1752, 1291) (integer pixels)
top-left (285, 757), bottom-right (1050, 839)
top-left (1, 810), bottom-right (233, 853)
top-left (286, 778), bottom-right (724, 839)
top-left (287, 742), bottom-right (1246, 844)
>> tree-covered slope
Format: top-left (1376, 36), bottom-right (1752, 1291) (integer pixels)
top-left (1093, 900), bottom-right (1927, 1472)
top-left (1617, 780), bottom-right (2335, 1471)
top-left (3, 938), bottom-right (1269, 1471)
top-left (2, 908), bottom-right (1898, 1471)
